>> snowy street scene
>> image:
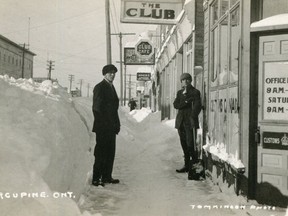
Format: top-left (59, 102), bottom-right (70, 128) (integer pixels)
top-left (0, 76), bottom-right (286, 216)
top-left (1, 0), bottom-right (288, 215)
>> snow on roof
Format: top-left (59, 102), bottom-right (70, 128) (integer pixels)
top-left (251, 13), bottom-right (288, 32)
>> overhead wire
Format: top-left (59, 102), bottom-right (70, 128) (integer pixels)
top-left (2, 8), bottom-right (102, 35)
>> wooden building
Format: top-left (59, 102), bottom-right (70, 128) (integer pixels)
top-left (153, 0), bottom-right (288, 206)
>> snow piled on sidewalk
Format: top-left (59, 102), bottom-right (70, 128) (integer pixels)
top-left (0, 75), bottom-right (96, 216)
top-left (128, 107), bottom-right (152, 122)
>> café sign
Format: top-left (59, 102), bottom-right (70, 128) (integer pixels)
top-left (135, 39), bottom-right (154, 58)
top-left (120, 0), bottom-right (183, 25)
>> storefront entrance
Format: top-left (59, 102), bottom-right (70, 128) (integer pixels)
top-left (257, 34), bottom-right (288, 204)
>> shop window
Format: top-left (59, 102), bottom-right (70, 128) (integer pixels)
top-left (211, 27), bottom-right (219, 87)
top-left (219, 16), bottom-right (228, 86)
top-left (220, 0), bottom-right (229, 17)
top-left (209, 1), bottom-right (241, 155)
top-left (262, 0), bottom-right (288, 18)
top-left (212, 0), bottom-right (219, 25)
top-left (230, 7), bottom-right (240, 83)
top-left (230, 0), bottom-right (238, 8)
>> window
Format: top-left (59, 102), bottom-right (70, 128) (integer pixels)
top-left (220, 0), bottom-right (229, 17)
top-left (219, 17), bottom-right (228, 86)
top-left (211, 27), bottom-right (219, 87)
top-left (209, 1), bottom-right (240, 155)
top-left (262, 0), bottom-right (288, 18)
top-left (212, 0), bottom-right (219, 24)
top-left (230, 8), bottom-right (240, 83)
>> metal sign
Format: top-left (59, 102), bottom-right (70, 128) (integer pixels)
top-left (120, 0), bottom-right (183, 25)
top-left (137, 72), bottom-right (151, 81)
top-left (124, 47), bottom-right (155, 65)
top-left (263, 132), bottom-right (288, 150)
top-left (135, 39), bottom-right (154, 58)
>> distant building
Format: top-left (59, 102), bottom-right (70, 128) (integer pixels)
top-left (0, 34), bottom-right (36, 79)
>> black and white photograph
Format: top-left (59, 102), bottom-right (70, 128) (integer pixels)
top-left (0, 0), bottom-right (288, 215)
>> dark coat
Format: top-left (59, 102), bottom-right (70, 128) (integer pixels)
top-left (173, 84), bottom-right (202, 129)
top-left (92, 79), bottom-right (120, 134)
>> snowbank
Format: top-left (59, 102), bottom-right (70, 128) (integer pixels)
top-left (203, 134), bottom-right (245, 170)
top-left (128, 107), bottom-right (152, 122)
top-left (0, 75), bottom-right (94, 216)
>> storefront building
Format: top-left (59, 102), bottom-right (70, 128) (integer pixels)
top-left (202, 0), bottom-right (288, 206)
top-left (153, 0), bottom-right (288, 206)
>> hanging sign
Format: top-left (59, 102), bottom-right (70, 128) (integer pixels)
top-left (120, 0), bottom-right (183, 25)
top-left (124, 47), bottom-right (155, 65)
top-left (137, 72), bottom-right (151, 81)
top-left (135, 39), bottom-right (154, 58)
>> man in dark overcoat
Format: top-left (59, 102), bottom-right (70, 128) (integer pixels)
top-left (92, 64), bottom-right (121, 186)
top-left (173, 73), bottom-right (202, 180)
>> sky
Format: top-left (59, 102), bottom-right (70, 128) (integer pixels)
top-left (0, 0), bottom-right (156, 97)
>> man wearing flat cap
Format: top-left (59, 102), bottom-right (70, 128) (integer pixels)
top-left (92, 64), bottom-right (121, 186)
top-left (173, 73), bottom-right (202, 180)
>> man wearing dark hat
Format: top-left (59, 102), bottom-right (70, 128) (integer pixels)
top-left (173, 73), bottom-right (202, 180)
top-left (92, 64), bottom-right (121, 186)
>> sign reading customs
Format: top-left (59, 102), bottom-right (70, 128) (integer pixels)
top-left (120, 0), bottom-right (183, 25)
top-left (263, 132), bottom-right (288, 150)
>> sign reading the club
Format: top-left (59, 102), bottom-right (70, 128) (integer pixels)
top-left (120, 0), bottom-right (183, 25)
top-left (137, 73), bottom-right (151, 81)
top-left (124, 47), bottom-right (155, 65)
top-left (135, 39), bottom-right (154, 58)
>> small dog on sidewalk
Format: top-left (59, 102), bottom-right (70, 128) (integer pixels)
top-left (188, 160), bottom-right (205, 181)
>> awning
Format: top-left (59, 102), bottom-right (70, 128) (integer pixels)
top-left (250, 13), bottom-right (288, 32)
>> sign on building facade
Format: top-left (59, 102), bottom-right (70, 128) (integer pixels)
top-left (263, 62), bottom-right (288, 121)
top-left (137, 72), bottom-right (151, 81)
top-left (124, 47), bottom-right (155, 65)
top-left (120, 0), bottom-right (183, 24)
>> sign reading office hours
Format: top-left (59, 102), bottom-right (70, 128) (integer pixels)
top-left (263, 62), bottom-right (288, 121)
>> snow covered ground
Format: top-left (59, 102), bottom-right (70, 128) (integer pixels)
top-left (0, 75), bottom-right (286, 216)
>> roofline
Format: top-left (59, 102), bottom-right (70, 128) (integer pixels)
top-left (0, 34), bottom-right (36, 56)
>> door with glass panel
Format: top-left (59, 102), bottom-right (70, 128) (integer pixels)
top-left (257, 34), bottom-right (288, 198)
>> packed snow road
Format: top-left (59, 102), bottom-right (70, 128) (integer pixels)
top-left (73, 98), bottom-right (265, 216)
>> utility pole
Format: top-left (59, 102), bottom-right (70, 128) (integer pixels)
top-left (68, 74), bottom-right (75, 93)
top-left (128, 74), bottom-right (131, 101)
top-left (127, 74), bottom-right (137, 101)
top-left (124, 64), bottom-right (127, 105)
top-left (47, 60), bottom-right (55, 80)
top-left (87, 83), bottom-right (90, 97)
top-left (79, 79), bottom-right (83, 96)
top-left (21, 43), bottom-right (26, 78)
top-left (111, 32), bottom-right (135, 106)
top-left (105, 0), bottom-right (112, 64)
